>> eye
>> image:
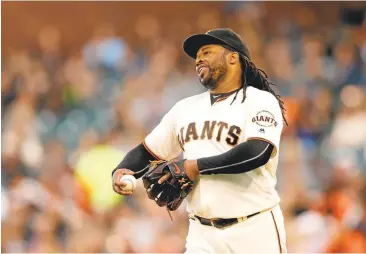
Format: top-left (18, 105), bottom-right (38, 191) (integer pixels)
top-left (204, 51), bottom-right (210, 56)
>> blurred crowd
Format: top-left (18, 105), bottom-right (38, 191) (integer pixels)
top-left (2, 2), bottom-right (366, 253)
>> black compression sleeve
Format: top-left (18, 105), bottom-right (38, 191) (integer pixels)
top-left (111, 143), bottom-right (157, 179)
top-left (197, 139), bottom-right (273, 175)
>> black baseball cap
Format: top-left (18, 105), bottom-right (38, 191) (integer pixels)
top-left (183, 28), bottom-right (250, 60)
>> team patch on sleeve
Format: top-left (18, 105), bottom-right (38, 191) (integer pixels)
top-left (252, 110), bottom-right (278, 127)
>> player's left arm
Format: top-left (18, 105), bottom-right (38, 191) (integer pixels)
top-left (183, 93), bottom-right (283, 180)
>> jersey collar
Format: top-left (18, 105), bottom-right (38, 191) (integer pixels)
top-left (210, 88), bottom-right (241, 105)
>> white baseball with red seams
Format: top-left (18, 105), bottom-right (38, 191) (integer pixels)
top-left (119, 175), bottom-right (137, 191)
top-left (144, 87), bottom-right (287, 253)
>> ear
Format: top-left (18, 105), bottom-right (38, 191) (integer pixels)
top-left (228, 52), bottom-right (240, 65)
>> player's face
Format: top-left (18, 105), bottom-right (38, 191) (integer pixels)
top-left (195, 45), bottom-right (228, 90)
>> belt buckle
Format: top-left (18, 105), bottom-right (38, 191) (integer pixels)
top-left (210, 218), bottom-right (223, 228)
top-left (210, 218), bottom-right (228, 229)
top-left (237, 216), bottom-right (248, 223)
top-left (206, 214), bottom-right (255, 229)
top-left (209, 218), bottom-right (216, 227)
top-left (215, 217), bottom-right (245, 229)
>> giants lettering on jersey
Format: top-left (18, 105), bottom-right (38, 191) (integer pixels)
top-left (178, 121), bottom-right (242, 147)
top-left (252, 110), bottom-right (278, 127)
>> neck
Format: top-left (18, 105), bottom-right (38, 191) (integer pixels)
top-left (210, 72), bottom-right (241, 94)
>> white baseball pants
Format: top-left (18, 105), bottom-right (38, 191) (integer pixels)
top-left (185, 205), bottom-right (287, 254)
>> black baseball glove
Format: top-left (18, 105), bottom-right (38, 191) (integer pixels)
top-left (142, 159), bottom-right (195, 211)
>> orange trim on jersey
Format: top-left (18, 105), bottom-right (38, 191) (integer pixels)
top-left (270, 211), bottom-right (283, 253)
top-left (246, 137), bottom-right (278, 158)
top-left (142, 141), bottom-right (164, 160)
top-left (177, 137), bottom-right (185, 152)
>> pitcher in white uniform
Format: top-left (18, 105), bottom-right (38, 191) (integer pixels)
top-left (112, 28), bottom-right (288, 253)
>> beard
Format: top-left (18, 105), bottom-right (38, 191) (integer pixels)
top-left (199, 60), bottom-right (228, 90)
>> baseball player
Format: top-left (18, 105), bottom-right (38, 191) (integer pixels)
top-left (112, 28), bottom-right (288, 253)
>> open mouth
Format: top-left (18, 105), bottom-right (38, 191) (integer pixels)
top-left (197, 65), bottom-right (208, 76)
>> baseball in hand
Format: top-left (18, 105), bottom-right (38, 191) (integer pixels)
top-left (119, 175), bottom-right (137, 191)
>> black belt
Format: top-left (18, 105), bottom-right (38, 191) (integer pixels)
top-left (191, 207), bottom-right (273, 229)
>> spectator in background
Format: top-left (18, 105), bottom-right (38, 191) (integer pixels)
top-left (83, 23), bottom-right (128, 79)
top-left (328, 85), bottom-right (366, 173)
top-left (264, 38), bottom-right (296, 96)
top-left (34, 25), bottom-right (63, 79)
top-left (333, 40), bottom-right (364, 88)
top-left (285, 192), bottom-right (339, 252)
top-left (296, 34), bottom-right (335, 94)
top-left (63, 51), bottom-right (97, 105)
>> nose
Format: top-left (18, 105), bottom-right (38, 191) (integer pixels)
top-left (195, 58), bottom-right (203, 67)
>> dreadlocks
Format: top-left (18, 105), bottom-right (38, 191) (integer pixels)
top-left (223, 45), bottom-right (288, 126)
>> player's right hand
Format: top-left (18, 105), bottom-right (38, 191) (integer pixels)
top-left (112, 168), bottom-right (135, 195)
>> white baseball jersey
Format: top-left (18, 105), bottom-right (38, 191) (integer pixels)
top-left (144, 86), bottom-right (284, 219)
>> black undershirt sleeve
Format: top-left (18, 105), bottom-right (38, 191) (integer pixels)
top-left (111, 143), bottom-right (157, 179)
top-left (197, 139), bottom-right (273, 175)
